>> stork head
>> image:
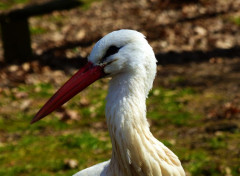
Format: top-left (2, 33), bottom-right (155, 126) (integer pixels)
top-left (89, 29), bottom-right (156, 77)
top-left (31, 29), bottom-right (157, 124)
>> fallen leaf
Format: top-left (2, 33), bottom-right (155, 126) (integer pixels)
top-left (20, 100), bottom-right (32, 111)
top-left (64, 159), bottom-right (78, 169)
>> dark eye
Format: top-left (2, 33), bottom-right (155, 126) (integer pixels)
top-left (101, 45), bottom-right (120, 63)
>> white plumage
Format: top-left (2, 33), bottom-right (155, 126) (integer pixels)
top-left (73, 30), bottom-right (185, 176)
top-left (31, 29), bottom-right (185, 176)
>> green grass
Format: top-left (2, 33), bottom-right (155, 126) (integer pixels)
top-left (30, 26), bottom-right (48, 35)
top-left (185, 150), bottom-right (219, 176)
top-left (230, 16), bottom-right (240, 26)
top-left (0, 2), bottom-right (9, 10)
top-left (0, 0), bottom-right (29, 10)
top-left (148, 87), bottom-right (200, 126)
top-left (0, 77), bottom-right (239, 176)
top-left (208, 135), bottom-right (227, 149)
top-left (80, 0), bottom-right (101, 10)
top-left (0, 82), bottom-right (150, 175)
top-left (0, 132), bottom-right (110, 175)
top-left (0, 81), bottom-right (111, 176)
top-left (0, 0), bottom-right (100, 11)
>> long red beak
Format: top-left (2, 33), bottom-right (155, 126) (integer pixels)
top-left (31, 62), bottom-right (105, 124)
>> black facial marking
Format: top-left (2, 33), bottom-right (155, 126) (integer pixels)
top-left (101, 45), bottom-right (121, 63)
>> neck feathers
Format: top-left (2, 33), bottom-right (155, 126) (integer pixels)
top-left (105, 74), bottom-right (185, 176)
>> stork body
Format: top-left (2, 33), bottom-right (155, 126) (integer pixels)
top-left (31, 30), bottom-right (185, 176)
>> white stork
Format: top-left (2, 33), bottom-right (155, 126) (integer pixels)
top-left (31, 29), bottom-right (185, 176)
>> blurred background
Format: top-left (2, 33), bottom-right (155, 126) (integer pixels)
top-left (0, 0), bottom-right (240, 175)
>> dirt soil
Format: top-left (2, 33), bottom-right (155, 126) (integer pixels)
top-left (1, 0), bottom-right (240, 118)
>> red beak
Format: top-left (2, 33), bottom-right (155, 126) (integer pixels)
top-left (31, 62), bottom-right (105, 124)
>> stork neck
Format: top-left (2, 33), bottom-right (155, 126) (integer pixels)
top-left (105, 73), bottom-right (184, 176)
top-left (105, 73), bottom-right (150, 175)
top-left (106, 73), bottom-right (148, 131)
